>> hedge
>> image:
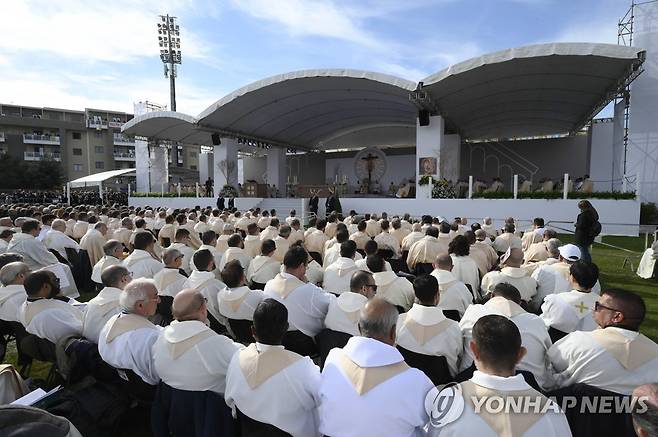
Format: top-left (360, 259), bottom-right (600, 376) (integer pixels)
top-left (471, 191), bottom-right (636, 200)
top-left (131, 192), bottom-right (199, 198)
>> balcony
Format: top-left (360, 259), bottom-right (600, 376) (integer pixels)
top-left (113, 133), bottom-right (135, 146)
top-left (23, 133), bottom-right (60, 145)
top-left (87, 118), bottom-right (107, 129)
top-left (108, 121), bottom-right (124, 128)
top-left (113, 151), bottom-right (135, 161)
top-left (24, 151), bottom-right (61, 161)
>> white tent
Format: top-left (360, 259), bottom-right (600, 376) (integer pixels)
top-left (67, 169), bottom-right (136, 203)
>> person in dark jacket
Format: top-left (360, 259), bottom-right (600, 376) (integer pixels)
top-left (308, 190), bottom-right (319, 218)
top-left (574, 200), bottom-right (599, 263)
top-left (227, 196), bottom-right (235, 210)
top-left (216, 196), bottom-right (225, 211)
top-left (325, 188), bottom-right (337, 217)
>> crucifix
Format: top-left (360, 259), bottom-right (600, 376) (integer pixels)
top-left (362, 153), bottom-right (379, 194)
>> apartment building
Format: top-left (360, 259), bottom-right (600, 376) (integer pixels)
top-left (0, 103), bottom-right (200, 185)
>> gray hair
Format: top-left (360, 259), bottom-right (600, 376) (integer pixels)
top-left (120, 278), bottom-right (157, 312)
top-left (103, 239), bottom-right (123, 256)
top-left (484, 217), bottom-right (492, 225)
top-left (0, 262), bottom-right (29, 286)
top-left (121, 217), bottom-right (133, 227)
top-left (547, 238), bottom-right (561, 257)
top-left (51, 219), bottom-right (66, 232)
top-left (358, 299), bottom-right (399, 339)
top-left (163, 248), bottom-right (181, 265)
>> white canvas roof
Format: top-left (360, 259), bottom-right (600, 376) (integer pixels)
top-left (69, 168), bottom-right (135, 188)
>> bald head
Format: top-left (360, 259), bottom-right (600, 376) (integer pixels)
top-left (412, 223), bottom-right (422, 232)
top-left (434, 253), bottom-right (453, 271)
top-left (358, 298), bottom-right (399, 345)
top-left (172, 288), bottom-right (206, 322)
top-left (504, 248), bottom-right (524, 268)
top-left (475, 229), bottom-right (488, 241)
top-left (51, 219), bottom-right (66, 232)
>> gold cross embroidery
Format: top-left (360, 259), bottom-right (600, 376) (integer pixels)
top-left (574, 301), bottom-right (588, 314)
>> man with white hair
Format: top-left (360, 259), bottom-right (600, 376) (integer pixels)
top-left (319, 298), bottom-right (434, 436)
top-left (111, 217), bottom-right (134, 249)
top-left (123, 232), bottom-right (164, 279)
top-left (153, 248), bottom-right (188, 298)
top-left (481, 217), bottom-right (497, 238)
top-left (19, 270), bottom-right (83, 344)
top-left (153, 288), bottom-right (242, 394)
top-left (91, 240), bottom-right (124, 285)
top-left (0, 262), bottom-right (29, 323)
top-left (401, 222), bottom-right (424, 252)
top-left (528, 239), bottom-right (568, 312)
top-left (80, 222), bottom-right (108, 266)
top-left (98, 278), bottom-right (162, 385)
top-left (524, 229), bottom-right (559, 265)
top-left (43, 219), bottom-right (80, 261)
top-left (83, 264), bottom-right (130, 343)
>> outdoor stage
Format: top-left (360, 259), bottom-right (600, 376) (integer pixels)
top-left (128, 196), bottom-right (640, 237)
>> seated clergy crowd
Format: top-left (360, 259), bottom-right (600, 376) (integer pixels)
top-left (0, 203), bottom-right (656, 437)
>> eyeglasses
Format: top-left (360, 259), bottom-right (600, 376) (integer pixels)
top-left (594, 301), bottom-right (622, 313)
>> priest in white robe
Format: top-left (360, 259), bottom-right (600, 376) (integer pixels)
top-left (548, 289), bottom-right (658, 395)
top-left (396, 275), bottom-right (463, 376)
top-left (43, 219), bottom-right (80, 261)
top-left (218, 260), bottom-right (265, 328)
top-left (437, 314), bottom-right (571, 437)
top-left (19, 270), bottom-right (83, 345)
top-left (91, 240), bottom-right (124, 285)
top-left (459, 283), bottom-right (554, 390)
top-left (406, 227), bottom-right (444, 271)
top-left (246, 240), bottom-right (282, 287)
top-left (191, 230), bottom-right (223, 276)
top-left (98, 278), bottom-right (162, 385)
top-left (349, 221), bottom-right (371, 252)
top-left (111, 217), bottom-right (134, 249)
top-left (243, 223), bottom-right (262, 258)
top-left (272, 226), bottom-right (292, 263)
top-left (368, 254), bottom-right (415, 312)
top-left (481, 248), bottom-right (538, 302)
top-left (184, 249), bottom-right (226, 325)
top-left (83, 264), bottom-right (129, 343)
top-left (305, 222), bottom-right (329, 258)
top-left (168, 229), bottom-right (195, 276)
top-left (401, 223), bottom-right (424, 252)
top-left (225, 298), bottom-right (321, 436)
top-left (390, 219), bottom-right (410, 248)
top-left (492, 223), bottom-right (523, 254)
top-left (373, 220), bottom-right (401, 258)
top-left (260, 219), bottom-right (280, 242)
top-left (216, 224), bottom-right (234, 254)
top-left (153, 248), bottom-right (188, 298)
top-left (323, 241), bottom-right (359, 295)
top-left (430, 254), bottom-right (473, 318)
top-left (0, 262), bottom-right (29, 323)
top-left (324, 270), bottom-right (376, 337)
top-left (153, 288), bottom-right (242, 394)
top-left (263, 246), bottom-right (331, 339)
top-left (80, 222), bottom-right (109, 266)
top-left (8, 219), bottom-right (59, 271)
top-left (218, 234), bottom-right (252, 271)
top-left (122, 232), bottom-right (164, 279)
top-left (319, 298), bottom-right (434, 437)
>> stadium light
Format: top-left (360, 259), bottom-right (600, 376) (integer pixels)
top-left (157, 14), bottom-right (182, 112)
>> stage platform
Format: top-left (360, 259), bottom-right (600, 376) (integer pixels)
top-left (128, 196), bottom-right (640, 236)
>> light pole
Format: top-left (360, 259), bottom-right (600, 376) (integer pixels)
top-left (157, 15), bottom-right (181, 112)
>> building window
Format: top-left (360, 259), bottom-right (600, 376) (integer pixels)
top-left (73, 164), bottom-right (82, 172)
top-left (95, 161), bottom-right (104, 169)
top-left (72, 148), bottom-right (82, 156)
top-left (190, 165), bottom-right (197, 170)
top-left (95, 146), bottom-right (104, 154)
top-left (95, 131), bottom-right (103, 138)
top-left (72, 132), bottom-right (82, 140)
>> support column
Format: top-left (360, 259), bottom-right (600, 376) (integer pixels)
top-left (213, 138), bottom-right (239, 196)
top-left (135, 138), bottom-right (150, 192)
top-left (198, 152), bottom-right (213, 185)
top-left (150, 145), bottom-right (169, 192)
top-left (415, 116), bottom-right (443, 198)
top-left (266, 147), bottom-right (287, 197)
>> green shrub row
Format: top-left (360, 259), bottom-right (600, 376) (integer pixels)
top-left (471, 191), bottom-right (636, 200)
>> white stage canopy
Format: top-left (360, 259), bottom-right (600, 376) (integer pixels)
top-left (69, 168), bottom-right (136, 188)
top-left (123, 43), bottom-right (645, 148)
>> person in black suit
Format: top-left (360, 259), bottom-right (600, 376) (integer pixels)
top-left (325, 188), bottom-right (336, 217)
top-left (228, 196), bottom-right (235, 210)
top-left (309, 190), bottom-right (319, 218)
top-left (217, 195), bottom-right (225, 210)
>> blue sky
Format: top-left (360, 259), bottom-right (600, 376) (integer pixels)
top-left (0, 0), bottom-right (630, 116)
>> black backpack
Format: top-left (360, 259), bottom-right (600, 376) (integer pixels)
top-left (590, 221), bottom-right (602, 238)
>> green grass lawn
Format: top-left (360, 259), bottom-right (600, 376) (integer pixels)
top-left (3, 235), bottom-right (657, 382)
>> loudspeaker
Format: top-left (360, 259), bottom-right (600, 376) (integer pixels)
top-left (418, 110), bottom-right (430, 126)
top-left (211, 133), bottom-right (221, 145)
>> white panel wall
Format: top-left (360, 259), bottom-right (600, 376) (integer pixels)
top-left (325, 154), bottom-right (415, 189)
top-left (129, 197), bottom-right (263, 211)
top-left (589, 121), bottom-right (614, 192)
top-left (241, 156), bottom-right (267, 183)
top-left (441, 134), bottom-right (461, 182)
top-left (150, 147), bottom-right (168, 192)
top-left (135, 138), bottom-right (150, 192)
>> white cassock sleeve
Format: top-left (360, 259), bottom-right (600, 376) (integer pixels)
top-left (546, 332), bottom-right (583, 389)
top-left (30, 240), bottom-right (59, 269)
top-left (539, 295), bottom-right (578, 333)
top-left (30, 309), bottom-right (83, 344)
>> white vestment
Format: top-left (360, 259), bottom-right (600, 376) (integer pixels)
top-left (324, 292), bottom-right (367, 336)
top-left (319, 336), bottom-right (434, 437)
top-left (323, 257), bottom-right (358, 295)
top-left (263, 273), bottom-right (331, 337)
top-left (459, 297), bottom-right (554, 389)
top-left (91, 255), bottom-right (121, 285)
top-left (636, 248), bottom-right (655, 279)
top-left (372, 271), bottom-right (415, 312)
top-left (430, 269), bottom-right (473, 317)
top-left (540, 290), bottom-right (598, 333)
top-left (407, 236), bottom-right (445, 269)
top-left (153, 268), bottom-right (187, 297)
top-left (8, 233), bottom-right (59, 270)
top-left (354, 257), bottom-right (392, 273)
top-left (183, 270), bottom-right (225, 324)
top-left (272, 236), bottom-right (290, 263)
top-left (19, 298), bottom-right (84, 344)
top-left (365, 219), bottom-right (381, 238)
top-left (80, 229), bottom-right (107, 266)
top-left (218, 286), bottom-right (265, 321)
top-left (493, 232), bottom-right (523, 253)
top-left (481, 267), bottom-right (537, 302)
top-left (111, 227), bottom-right (133, 248)
top-left (548, 327), bottom-right (658, 395)
top-left (0, 285), bottom-right (26, 323)
top-left (374, 232), bottom-right (401, 258)
top-left (225, 342), bottom-right (321, 436)
top-left (246, 255), bottom-right (281, 285)
top-left (349, 231), bottom-right (371, 251)
top-left (219, 247), bottom-right (252, 271)
top-left (401, 231), bottom-right (424, 251)
top-left (305, 230), bottom-right (328, 256)
top-left (98, 313), bottom-right (162, 385)
top-left (260, 226), bottom-right (279, 242)
top-left (82, 286), bottom-right (122, 344)
top-left (72, 221), bottom-right (90, 240)
top-left (43, 230), bottom-right (80, 261)
top-left (216, 235), bottom-right (231, 254)
top-left (153, 320), bottom-right (241, 394)
top-left (123, 249), bottom-right (164, 279)
top-left (305, 260), bottom-right (324, 286)
top-left (191, 244), bottom-right (223, 275)
top-left (528, 258), bottom-right (567, 312)
top-left (243, 235), bottom-right (262, 258)
top-left (450, 255), bottom-right (480, 297)
top-left (396, 304), bottom-right (462, 376)
top-left (436, 371), bottom-right (571, 437)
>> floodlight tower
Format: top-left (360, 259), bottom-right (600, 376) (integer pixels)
top-left (157, 15), bottom-right (181, 112)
